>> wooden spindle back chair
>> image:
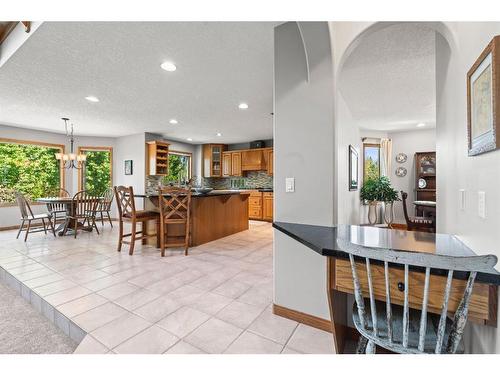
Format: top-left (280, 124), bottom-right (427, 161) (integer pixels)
top-left (337, 238), bottom-right (497, 354)
top-left (46, 188), bottom-right (70, 227)
top-left (114, 186), bottom-right (160, 255)
top-left (95, 187), bottom-right (114, 227)
top-left (65, 190), bottom-right (100, 238)
top-left (158, 187), bottom-right (192, 257)
top-left (15, 191), bottom-right (55, 241)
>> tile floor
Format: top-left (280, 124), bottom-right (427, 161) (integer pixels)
top-left (0, 221), bottom-right (334, 354)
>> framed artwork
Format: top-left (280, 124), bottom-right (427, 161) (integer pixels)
top-left (348, 145), bottom-right (359, 191)
top-left (467, 36), bottom-right (500, 156)
top-left (124, 160), bottom-right (133, 175)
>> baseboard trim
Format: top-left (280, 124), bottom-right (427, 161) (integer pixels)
top-left (272, 304), bottom-right (333, 333)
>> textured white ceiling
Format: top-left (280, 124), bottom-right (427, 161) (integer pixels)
top-left (0, 22), bottom-right (276, 143)
top-left (339, 24), bottom-right (436, 132)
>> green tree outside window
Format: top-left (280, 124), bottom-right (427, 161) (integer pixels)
top-left (81, 150), bottom-right (112, 195)
top-left (164, 153), bottom-right (191, 184)
top-left (0, 142), bottom-right (62, 203)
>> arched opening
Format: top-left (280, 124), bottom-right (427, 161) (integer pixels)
top-left (336, 22), bottom-right (454, 231)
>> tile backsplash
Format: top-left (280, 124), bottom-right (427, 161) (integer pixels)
top-left (203, 171), bottom-right (273, 190)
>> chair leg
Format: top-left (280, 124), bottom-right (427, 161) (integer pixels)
top-left (42, 218), bottom-right (47, 235)
top-left (155, 218), bottom-right (160, 248)
top-left (366, 340), bottom-right (376, 354)
top-left (16, 220), bottom-right (25, 239)
top-left (74, 218), bottom-right (78, 239)
top-left (48, 217), bottom-right (56, 237)
top-left (160, 219), bottom-right (166, 257)
top-left (184, 222), bottom-right (189, 256)
top-left (92, 216), bottom-right (100, 235)
top-left (100, 211), bottom-right (104, 226)
top-left (117, 220), bottom-right (123, 252)
top-left (24, 220), bottom-right (31, 242)
top-left (129, 221), bottom-right (136, 255)
top-left (106, 211), bottom-right (113, 227)
top-left (356, 336), bottom-right (368, 354)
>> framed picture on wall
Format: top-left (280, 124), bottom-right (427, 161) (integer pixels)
top-left (467, 36), bottom-right (500, 156)
top-left (348, 145), bottom-right (359, 191)
top-left (124, 160), bottom-right (133, 175)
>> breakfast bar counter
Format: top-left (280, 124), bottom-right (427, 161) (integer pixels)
top-left (137, 190), bottom-right (250, 247)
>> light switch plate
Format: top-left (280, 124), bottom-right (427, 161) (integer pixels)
top-left (459, 189), bottom-right (466, 211)
top-left (478, 191), bottom-right (486, 219)
top-left (285, 177), bottom-right (295, 193)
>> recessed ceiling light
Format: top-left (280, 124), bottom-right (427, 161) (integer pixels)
top-left (186, 137), bottom-right (193, 142)
top-left (216, 132), bottom-right (222, 137)
top-left (85, 96), bottom-right (99, 102)
top-left (238, 103), bottom-right (249, 110)
top-left (417, 122), bottom-right (426, 128)
top-left (169, 119), bottom-right (178, 125)
top-left (161, 61), bottom-right (177, 72)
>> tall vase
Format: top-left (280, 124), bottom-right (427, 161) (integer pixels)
top-left (384, 201), bottom-right (394, 227)
top-left (367, 201), bottom-right (378, 225)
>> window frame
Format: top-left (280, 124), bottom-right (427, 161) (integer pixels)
top-left (77, 146), bottom-right (113, 193)
top-left (0, 137), bottom-right (65, 207)
top-left (362, 142), bottom-right (381, 182)
top-left (168, 150), bottom-right (193, 180)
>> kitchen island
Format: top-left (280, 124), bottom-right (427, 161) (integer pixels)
top-left (136, 190), bottom-right (250, 247)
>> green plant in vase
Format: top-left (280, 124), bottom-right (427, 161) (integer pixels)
top-left (360, 176), bottom-right (400, 225)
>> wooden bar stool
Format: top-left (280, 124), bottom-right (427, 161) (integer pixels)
top-left (114, 186), bottom-right (160, 255)
top-left (158, 186), bottom-right (192, 257)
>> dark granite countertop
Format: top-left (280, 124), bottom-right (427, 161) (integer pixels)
top-left (273, 221), bottom-right (500, 284)
top-left (135, 190), bottom-right (249, 198)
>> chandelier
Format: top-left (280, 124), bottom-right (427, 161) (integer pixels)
top-left (55, 117), bottom-right (86, 169)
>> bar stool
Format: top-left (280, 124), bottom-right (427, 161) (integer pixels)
top-left (114, 186), bottom-right (160, 255)
top-left (158, 186), bottom-right (192, 257)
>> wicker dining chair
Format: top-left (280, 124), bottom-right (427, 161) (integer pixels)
top-left (15, 191), bottom-right (56, 241)
top-left (158, 186), bottom-right (192, 257)
top-left (114, 186), bottom-right (160, 255)
top-left (336, 237), bottom-right (497, 354)
top-left (45, 188), bottom-right (70, 228)
top-left (63, 190), bottom-right (100, 238)
top-left (95, 187), bottom-right (114, 227)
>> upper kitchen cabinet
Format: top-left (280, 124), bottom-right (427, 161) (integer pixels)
top-left (231, 152), bottom-right (242, 176)
top-left (265, 149), bottom-right (273, 175)
top-left (222, 152), bottom-right (232, 177)
top-left (146, 140), bottom-right (170, 176)
top-left (241, 149), bottom-right (266, 171)
top-left (222, 151), bottom-right (243, 177)
top-left (203, 144), bottom-right (226, 177)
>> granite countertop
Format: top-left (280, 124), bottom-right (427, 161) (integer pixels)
top-left (273, 221), bottom-right (500, 284)
top-left (135, 190), bottom-right (250, 198)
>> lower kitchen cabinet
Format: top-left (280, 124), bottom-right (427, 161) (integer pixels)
top-left (248, 191), bottom-right (273, 222)
top-left (263, 192), bottom-right (273, 221)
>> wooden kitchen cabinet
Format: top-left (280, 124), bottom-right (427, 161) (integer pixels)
top-left (203, 144), bottom-right (226, 177)
top-left (241, 149), bottom-right (266, 171)
top-left (231, 152), bottom-right (242, 176)
top-left (267, 149), bottom-right (273, 175)
top-left (222, 152), bottom-right (232, 177)
top-left (263, 192), bottom-right (273, 221)
top-left (248, 191), bottom-right (263, 220)
top-left (146, 140), bottom-right (170, 176)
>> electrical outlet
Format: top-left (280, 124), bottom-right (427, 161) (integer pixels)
top-left (478, 191), bottom-right (486, 219)
top-left (459, 189), bottom-right (466, 211)
top-left (285, 177), bottom-right (295, 193)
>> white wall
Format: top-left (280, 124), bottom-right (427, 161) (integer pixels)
top-left (273, 22), bottom-right (335, 320)
top-left (387, 128), bottom-right (436, 224)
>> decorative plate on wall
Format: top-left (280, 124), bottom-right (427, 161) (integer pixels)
top-left (395, 153), bottom-right (407, 163)
top-left (395, 167), bottom-right (407, 177)
top-left (418, 178), bottom-right (427, 189)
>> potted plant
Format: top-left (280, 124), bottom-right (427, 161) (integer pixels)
top-left (360, 176), bottom-right (400, 225)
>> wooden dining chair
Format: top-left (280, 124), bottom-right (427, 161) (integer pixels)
top-left (15, 191), bottom-right (56, 241)
top-left (95, 187), bottom-right (114, 227)
top-left (158, 186), bottom-right (192, 257)
top-left (114, 186), bottom-right (160, 255)
top-left (336, 237), bottom-right (497, 354)
top-left (46, 188), bottom-right (70, 228)
top-left (64, 190), bottom-right (100, 238)
top-left (401, 191), bottom-right (435, 232)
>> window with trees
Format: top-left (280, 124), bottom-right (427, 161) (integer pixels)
top-left (0, 139), bottom-right (64, 204)
top-left (165, 151), bottom-right (192, 184)
top-left (363, 143), bottom-right (381, 182)
top-left (78, 147), bottom-right (113, 195)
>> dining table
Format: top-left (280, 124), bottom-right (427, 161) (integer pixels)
top-left (37, 196), bottom-right (103, 236)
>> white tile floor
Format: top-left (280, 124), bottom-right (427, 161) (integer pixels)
top-left (0, 221), bottom-right (334, 354)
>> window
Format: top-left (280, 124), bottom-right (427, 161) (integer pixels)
top-left (0, 138), bottom-right (64, 204)
top-left (166, 151), bottom-right (192, 183)
top-left (363, 143), bottom-right (380, 181)
top-left (78, 146), bottom-right (113, 195)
